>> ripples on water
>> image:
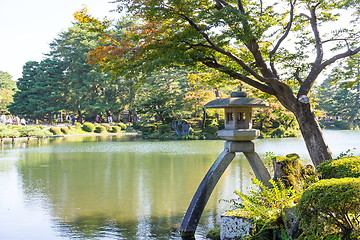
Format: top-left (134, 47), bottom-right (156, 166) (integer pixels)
top-left (0, 131), bottom-right (359, 239)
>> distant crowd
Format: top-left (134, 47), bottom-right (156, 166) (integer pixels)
top-left (0, 115), bottom-right (27, 125)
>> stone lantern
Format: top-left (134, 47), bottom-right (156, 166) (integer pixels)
top-left (180, 91), bottom-right (272, 238)
top-left (204, 91), bottom-right (270, 141)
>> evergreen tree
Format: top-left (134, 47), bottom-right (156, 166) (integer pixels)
top-left (8, 61), bottom-right (39, 118)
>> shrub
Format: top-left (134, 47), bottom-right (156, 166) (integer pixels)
top-left (205, 124), bottom-right (218, 134)
top-left (334, 119), bottom-right (350, 130)
top-left (111, 126), bottom-right (121, 133)
top-left (141, 124), bottom-right (156, 134)
top-left (133, 121), bottom-right (142, 129)
top-left (296, 178), bottom-right (360, 239)
top-left (94, 126), bottom-right (106, 133)
top-left (118, 122), bottom-right (127, 130)
top-left (49, 126), bottom-right (61, 135)
top-left (37, 125), bottom-right (45, 130)
top-left (67, 125), bottom-right (73, 130)
top-left (100, 123), bottom-right (111, 131)
top-left (317, 157), bottom-right (360, 179)
top-left (82, 122), bottom-right (95, 132)
top-left (74, 122), bottom-right (81, 127)
top-left (60, 127), bottom-right (70, 135)
top-left (218, 119), bottom-right (225, 129)
top-left (158, 124), bottom-right (169, 134)
top-left (0, 129), bottom-right (20, 138)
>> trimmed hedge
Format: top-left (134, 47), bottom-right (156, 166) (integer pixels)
top-left (94, 126), bottom-right (106, 133)
top-left (49, 126), bottom-right (61, 135)
top-left (60, 127), bottom-right (70, 135)
top-left (205, 124), bottom-right (218, 134)
top-left (296, 178), bottom-right (360, 238)
top-left (100, 123), bottom-right (111, 131)
top-left (111, 126), bottom-right (121, 133)
top-left (82, 122), bottom-right (95, 132)
top-left (118, 122), bottom-right (127, 130)
top-left (158, 124), bottom-right (169, 134)
top-left (317, 157), bottom-right (360, 179)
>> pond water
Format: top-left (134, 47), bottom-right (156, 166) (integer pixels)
top-left (0, 130), bottom-right (359, 240)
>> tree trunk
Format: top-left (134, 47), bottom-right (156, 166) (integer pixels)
top-left (77, 109), bottom-right (83, 124)
top-left (293, 102), bottom-right (333, 166)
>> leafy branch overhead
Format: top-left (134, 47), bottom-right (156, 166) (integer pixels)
top-left (75, 0), bottom-right (360, 166)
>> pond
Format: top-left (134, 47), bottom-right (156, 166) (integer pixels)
top-left (0, 130), bottom-right (359, 240)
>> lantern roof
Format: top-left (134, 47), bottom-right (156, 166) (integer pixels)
top-left (204, 91), bottom-right (270, 109)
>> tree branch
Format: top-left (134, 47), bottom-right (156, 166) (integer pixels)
top-left (298, 5), bottom-right (324, 96)
top-left (269, 0), bottom-right (296, 78)
top-left (202, 60), bottom-right (275, 95)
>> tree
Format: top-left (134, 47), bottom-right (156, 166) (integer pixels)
top-left (0, 71), bottom-right (16, 90)
top-left (8, 61), bottom-right (40, 118)
top-left (135, 68), bottom-right (189, 124)
top-left (0, 71), bottom-right (16, 114)
top-left (77, 1), bottom-right (360, 166)
top-left (48, 20), bottom-right (112, 123)
top-left (321, 54), bottom-right (360, 124)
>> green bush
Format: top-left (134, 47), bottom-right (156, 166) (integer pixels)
top-left (158, 124), bottom-right (169, 134)
top-left (111, 126), bottom-right (121, 133)
top-left (82, 122), bottom-right (95, 132)
top-left (317, 157), bottom-right (360, 179)
top-left (49, 126), bottom-right (61, 135)
top-left (0, 129), bottom-right (20, 138)
top-left (296, 178), bottom-right (360, 239)
top-left (334, 120), bottom-right (350, 130)
top-left (60, 127), bottom-right (70, 135)
top-left (118, 122), bottom-right (127, 130)
top-left (218, 119), bottom-right (225, 129)
top-left (37, 125), bottom-right (46, 130)
top-left (100, 123), bottom-right (111, 131)
top-left (205, 124), bottom-right (218, 134)
top-left (133, 121), bottom-right (142, 129)
top-left (94, 126), bottom-right (106, 133)
top-left (74, 122), bottom-right (81, 127)
top-left (67, 125), bottom-right (73, 130)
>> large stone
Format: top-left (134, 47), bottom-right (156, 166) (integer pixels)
top-left (218, 129), bottom-right (260, 141)
top-left (282, 206), bottom-right (302, 240)
top-left (220, 213), bottom-right (254, 240)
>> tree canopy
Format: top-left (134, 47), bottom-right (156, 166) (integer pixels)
top-left (75, 0), bottom-right (360, 165)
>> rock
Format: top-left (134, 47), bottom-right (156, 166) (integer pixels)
top-left (172, 120), bottom-right (191, 136)
top-left (282, 206), bottom-right (302, 240)
top-left (220, 213), bottom-right (254, 240)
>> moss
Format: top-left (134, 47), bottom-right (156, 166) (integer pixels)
top-left (206, 226), bottom-right (220, 240)
top-left (273, 154), bottom-right (318, 193)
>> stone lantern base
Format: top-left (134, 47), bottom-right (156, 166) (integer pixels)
top-left (218, 129), bottom-right (260, 141)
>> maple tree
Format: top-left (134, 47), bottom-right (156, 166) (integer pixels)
top-left (76, 1), bottom-right (360, 166)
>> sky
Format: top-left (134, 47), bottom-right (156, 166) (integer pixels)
top-left (0, 0), bottom-right (120, 81)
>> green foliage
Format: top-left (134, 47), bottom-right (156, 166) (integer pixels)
top-left (141, 125), bottom-right (156, 134)
top-left (67, 125), bottom-right (73, 130)
top-left (296, 178), bottom-right (360, 239)
top-left (205, 124), bottom-right (218, 134)
top-left (74, 122), bottom-right (82, 127)
top-left (60, 127), bottom-right (70, 135)
top-left (317, 157), bottom-right (360, 179)
top-left (231, 178), bottom-right (299, 237)
top-left (94, 126), bottom-right (106, 133)
top-left (206, 226), bottom-right (220, 240)
top-left (49, 126), bottom-right (61, 135)
top-left (118, 122), bottom-right (127, 130)
top-left (82, 122), bottom-right (95, 132)
top-left (158, 124), bottom-right (169, 134)
top-left (132, 121), bottom-right (142, 130)
top-left (0, 71), bottom-right (16, 90)
top-left (111, 126), bottom-right (121, 133)
top-left (218, 119), bottom-right (225, 130)
top-left (100, 123), bottom-right (111, 130)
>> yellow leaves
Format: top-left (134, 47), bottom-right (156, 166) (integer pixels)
top-left (73, 5), bottom-right (112, 32)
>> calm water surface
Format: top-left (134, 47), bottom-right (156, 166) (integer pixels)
top-left (0, 130), bottom-right (359, 240)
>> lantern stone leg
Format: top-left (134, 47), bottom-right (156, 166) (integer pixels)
top-left (179, 141), bottom-right (271, 237)
top-left (179, 149), bottom-right (236, 237)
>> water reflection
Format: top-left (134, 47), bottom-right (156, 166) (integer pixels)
top-left (0, 131), bottom-right (359, 239)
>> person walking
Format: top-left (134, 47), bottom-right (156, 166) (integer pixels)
top-left (71, 116), bottom-right (75, 125)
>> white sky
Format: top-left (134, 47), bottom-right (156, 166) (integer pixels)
top-left (0, 0), bottom-right (120, 81)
